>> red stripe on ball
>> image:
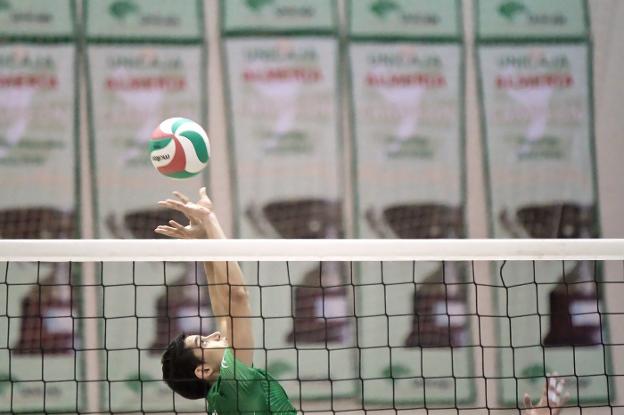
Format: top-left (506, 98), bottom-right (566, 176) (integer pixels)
top-left (150, 127), bottom-right (174, 141)
top-left (157, 137), bottom-right (186, 174)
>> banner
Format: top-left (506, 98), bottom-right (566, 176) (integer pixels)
top-left (87, 44), bottom-right (208, 412)
top-left (347, 0), bottom-right (470, 406)
top-left (0, 2), bottom-right (79, 410)
top-left (222, 1), bottom-right (351, 400)
top-left (350, 43), bottom-right (471, 407)
top-left (222, 0), bottom-right (335, 34)
top-left (476, 0), bottom-right (588, 40)
top-left (476, 0), bottom-right (611, 406)
top-left (479, 42), bottom-right (608, 406)
top-left (0, 0), bottom-right (75, 38)
top-left (84, 0), bottom-right (207, 410)
top-left (223, 35), bottom-right (355, 401)
top-left (84, 0), bottom-right (202, 41)
top-left (480, 45), bottom-right (595, 235)
top-left (349, 0), bottom-right (460, 39)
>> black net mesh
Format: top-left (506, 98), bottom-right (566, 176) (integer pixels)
top-left (0, 258), bottom-right (622, 413)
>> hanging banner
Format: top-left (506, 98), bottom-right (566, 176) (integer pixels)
top-left (476, 0), bottom-right (588, 40)
top-left (0, 3), bottom-right (79, 409)
top-left (349, 0), bottom-right (460, 39)
top-left (479, 42), bottom-right (608, 406)
top-left (480, 44), bottom-right (595, 235)
top-left (347, 0), bottom-right (470, 407)
top-left (84, 0), bottom-right (202, 42)
top-left (222, 0), bottom-right (335, 34)
top-left (223, 35), bottom-right (355, 401)
top-left (85, 0), bottom-right (207, 410)
top-left (87, 44), bottom-right (208, 413)
top-left (476, 0), bottom-right (611, 407)
top-left (350, 43), bottom-right (471, 407)
top-left (0, 0), bottom-right (75, 38)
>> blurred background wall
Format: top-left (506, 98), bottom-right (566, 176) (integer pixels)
top-left (1, 1), bottom-right (624, 413)
top-left (193, 0), bottom-right (624, 239)
top-left (0, 0), bottom-right (620, 239)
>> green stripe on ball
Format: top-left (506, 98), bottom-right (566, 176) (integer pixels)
top-left (167, 170), bottom-right (197, 179)
top-left (148, 137), bottom-right (172, 151)
top-left (171, 118), bottom-right (190, 133)
top-left (178, 130), bottom-right (209, 163)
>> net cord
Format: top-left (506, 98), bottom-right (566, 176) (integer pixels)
top-left (1, 238), bottom-right (624, 262)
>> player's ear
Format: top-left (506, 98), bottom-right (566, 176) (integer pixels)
top-left (194, 364), bottom-right (213, 380)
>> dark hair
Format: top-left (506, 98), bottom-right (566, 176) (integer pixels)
top-left (161, 334), bottom-right (212, 400)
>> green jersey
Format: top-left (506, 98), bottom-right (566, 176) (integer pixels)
top-left (207, 349), bottom-right (296, 414)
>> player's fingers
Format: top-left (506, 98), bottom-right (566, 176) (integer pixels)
top-left (548, 374), bottom-right (564, 406)
top-left (523, 393), bottom-right (533, 409)
top-left (173, 191), bottom-right (190, 204)
top-left (155, 225), bottom-right (177, 232)
top-left (154, 226), bottom-right (176, 237)
top-left (537, 376), bottom-right (549, 407)
top-left (561, 392), bottom-right (570, 407)
top-left (158, 199), bottom-right (186, 212)
top-left (168, 220), bottom-right (185, 229)
top-left (199, 187), bottom-right (212, 204)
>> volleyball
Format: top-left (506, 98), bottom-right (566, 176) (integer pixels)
top-left (148, 117), bottom-right (210, 179)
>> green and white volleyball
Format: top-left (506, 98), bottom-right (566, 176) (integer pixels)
top-left (149, 117), bottom-right (210, 179)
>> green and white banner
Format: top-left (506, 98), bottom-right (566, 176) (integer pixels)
top-left (350, 43), bottom-right (464, 236)
top-left (222, 0), bottom-right (335, 34)
top-left (223, 2), bottom-right (351, 401)
top-left (349, 0), bottom-right (461, 39)
top-left (479, 45), bottom-right (595, 234)
top-left (476, 0), bottom-right (588, 40)
top-left (0, 44), bottom-right (77, 212)
top-left (225, 38), bottom-right (342, 237)
top-left (349, 43), bottom-right (471, 407)
top-left (87, 44), bottom-right (208, 412)
top-left (85, 0), bottom-right (207, 410)
top-left (348, 0), bottom-right (469, 407)
top-left (224, 35), bottom-right (354, 401)
top-left (479, 43), bottom-right (607, 406)
top-left (0, 0), bottom-right (75, 38)
top-left (0, 34), bottom-right (79, 415)
top-left (84, 0), bottom-right (202, 41)
top-left (477, 0), bottom-right (610, 407)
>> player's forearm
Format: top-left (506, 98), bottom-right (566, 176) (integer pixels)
top-left (200, 213), bottom-right (249, 316)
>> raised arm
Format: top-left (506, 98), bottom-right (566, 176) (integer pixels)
top-left (155, 188), bottom-right (254, 366)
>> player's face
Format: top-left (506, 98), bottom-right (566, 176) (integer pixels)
top-left (184, 332), bottom-right (227, 371)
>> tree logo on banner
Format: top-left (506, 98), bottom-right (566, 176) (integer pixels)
top-left (498, 0), bottom-right (566, 25)
top-left (370, 0), bottom-right (439, 25)
top-left (498, 1), bottom-right (527, 21)
top-left (246, 0), bottom-right (274, 13)
top-left (109, 0), bottom-right (139, 21)
top-left (370, 0), bottom-right (400, 19)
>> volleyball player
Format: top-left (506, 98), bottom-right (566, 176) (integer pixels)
top-left (157, 188), bottom-right (296, 414)
top-left (156, 188), bottom-right (568, 415)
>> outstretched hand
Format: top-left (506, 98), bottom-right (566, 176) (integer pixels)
top-left (155, 187), bottom-right (213, 239)
top-left (522, 373), bottom-right (570, 415)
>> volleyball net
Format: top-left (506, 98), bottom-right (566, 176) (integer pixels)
top-left (0, 239), bottom-right (622, 414)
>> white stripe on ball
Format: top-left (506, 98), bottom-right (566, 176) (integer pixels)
top-left (150, 139), bottom-right (176, 168)
top-left (176, 133), bottom-right (206, 173)
top-left (158, 117), bottom-right (185, 135)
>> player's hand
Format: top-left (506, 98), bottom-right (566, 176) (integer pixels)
top-left (155, 187), bottom-right (213, 239)
top-left (522, 373), bottom-right (569, 415)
